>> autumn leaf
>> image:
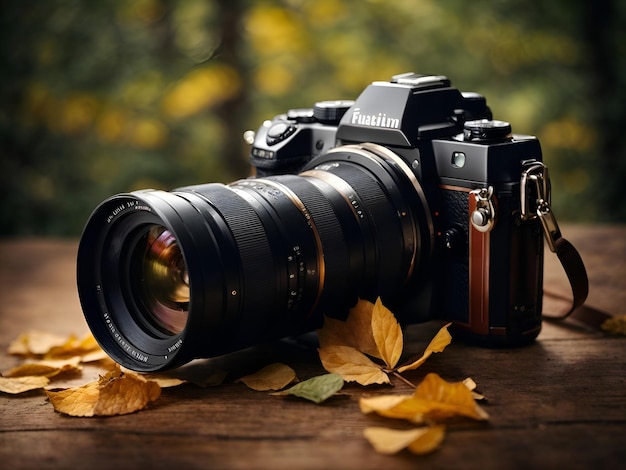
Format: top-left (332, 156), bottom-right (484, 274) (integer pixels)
top-left (3, 357), bottom-right (82, 378)
top-left (271, 373), bottom-right (344, 404)
top-left (45, 333), bottom-right (104, 360)
top-left (8, 331), bottom-right (106, 362)
top-left (601, 315), bottom-right (626, 335)
top-left (238, 363), bottom-right (298, 391)
top-left (319, 345), bottom-right (390, 385)
top-left (363, 425), bottom-right (445, 455)
top-left (318, 298), bottom-right (452, 386)
top-left (360, 373), bottom-right (489, 424)
top-left (8, 330), bottom-right (69, 356)
top-left (186, 370), bottom-right (228, 388)
top-left (397, 323), bottom-right (452, 373)
top-left (131, 371), bottom-right (186, 389)
top-left (317, 298), bottom-right (381, 359)
top-left (0, 375), bottom-right (50, 394)
top-left (371, 297), bottom-right (403, 369)
top-left (46, 365), bottom-right (161, 417)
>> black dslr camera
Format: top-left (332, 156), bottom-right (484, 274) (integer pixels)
top-left (77, 73), bottom-right (548, 372)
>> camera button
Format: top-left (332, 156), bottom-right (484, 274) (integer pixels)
top-left (266, 122), bottom-right (297, 145)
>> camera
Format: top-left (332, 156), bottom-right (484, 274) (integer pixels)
top-left (77, 73), bottom-right (546, 372)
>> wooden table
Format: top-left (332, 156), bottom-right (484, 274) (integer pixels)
top-left (1, 225), bottom-right (625, 469)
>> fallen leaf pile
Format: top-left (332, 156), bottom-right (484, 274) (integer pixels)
top-left (318, 297), bottom-right (452, 386)
top-left (2, 297), bottom-right (489, 457)
top-left (237, 362), bottom-right (345, 404)
top-left (316, 297), bottom-right (487, 455)
top-left (360, 373), bottom-right (488, 454)
top-left (1, 331), bottom-right (112, 395)
top-left (0, 330), bottom-right (168, 416)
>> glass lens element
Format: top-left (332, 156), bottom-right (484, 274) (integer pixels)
top-left (139, 225), bottom-right (189, 335)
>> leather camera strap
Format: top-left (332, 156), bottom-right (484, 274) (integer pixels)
top-left (543, 236), bottom-right (590, 320)
top-left (519, 161), bottom-right (597, 324)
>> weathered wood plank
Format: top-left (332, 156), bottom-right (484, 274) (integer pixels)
top-left (0, 226), bottom-right (624, 469)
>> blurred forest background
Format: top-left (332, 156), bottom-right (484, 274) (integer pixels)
top-left (1, 0), bottom-right (625, 236)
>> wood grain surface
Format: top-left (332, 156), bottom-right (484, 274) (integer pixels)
top-left (0, 225), bottom-right (624, 469)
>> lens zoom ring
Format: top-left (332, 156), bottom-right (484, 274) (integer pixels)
top-left (276, 175), bottom-right (344, 246)
top-left (189, 186), bottom-right (274, 301)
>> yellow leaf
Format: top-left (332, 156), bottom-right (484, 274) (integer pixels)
top-left (0, 375), bottom-right (50, 394)
top-left (46, 365), bottom-right (161, 417)
top-left (317, 298), bottom-right (381, 359)
top-left (238, 363), bottom-right (298, 391)
top-left (601, 315), bottom-right (626, 335)
top-left (3, 357), bottom-right (82, 378)
top-left (363, 426), bottom-right (445, 455)
top-left (359, 373), bottom-right (488, 423)
top-left (360, 394), bottom-right (412, 414)
top-left (188, 370), bottom-right (228, 388)
top-left (371, 297), bottom-right (403, 369)
top-left (407, 425), bottom-right (446, 455)
top-left (8, 331), bottom-right (68, 356)
top-left (319, 345), bottom-right (390, 385)
top-left (397, 323), bottom-right (451, 373)
top-left (126, 369), bottom-right (186, 389)
top-left (45, 333), bottom-right (104, 360)
top-left (412, 373), bottom-right (489, 421)
top-left (79, 348), bottom-right (115, 365)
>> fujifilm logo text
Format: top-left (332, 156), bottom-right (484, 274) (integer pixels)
top-left (351, 108), bottom-right (400, 129)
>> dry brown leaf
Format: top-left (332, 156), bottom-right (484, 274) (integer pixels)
top-left (188, 369), bottom-right (228, 388)
top-left (79, 348), bottom-right (115, 365)
top-left (363, 425), bottom-right (445, 455)
top-left (46, 365), bottom-right (161, 417)
top-left (397, 323), bottom-right (452, 373)
top-left (45, 333), bottom-right (103, 360)
top-left (317, 298), bottom-right (381, 359)
top-left (319, 345), bottom-right (390, 385)
top-left (359, 373), bottom-right (489, 423)
top-left (238, 363), bottom-right (298, 391)
top-left (8, 331), bottom-right (69, 356)
top-left (3, 357), bottom-right (82, 378)
top-left (371, 297), bottom-right (403, 369)
top-left (0, 375), bottom-right (50, 394)
top-left (601, 315), bottom-right (626, 335)
top-left (8, 331), bottom-right (106, 363)
top-left (360, 394), bottom-right (412, 414)
top-left (414, 373), bottom-right (489, 421)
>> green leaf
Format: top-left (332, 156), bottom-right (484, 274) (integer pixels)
top-left (271, 373), bottom-right (344, 404)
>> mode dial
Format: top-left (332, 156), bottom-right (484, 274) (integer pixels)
top-left (313, 100), bottom-right (355, 124)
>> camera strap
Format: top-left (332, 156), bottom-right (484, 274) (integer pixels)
top-left (545, 236), bottom-right (589, 319)
top-left (521, 162), bottom-right (590, 320)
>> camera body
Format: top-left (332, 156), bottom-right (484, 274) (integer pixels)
top-left (77, 72), bottom-right (548, 373)
top-left (250, 73), bottom-right (543, 344)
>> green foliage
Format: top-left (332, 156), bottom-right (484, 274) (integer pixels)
top-left (1, 0), bottom-right (625, 235)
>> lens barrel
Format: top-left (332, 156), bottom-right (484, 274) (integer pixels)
top-left (77, 144), bottom-right (432, 371)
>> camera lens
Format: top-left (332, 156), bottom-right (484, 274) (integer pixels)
top-left (132, 225), bottom-right (189, 336)
top-left (77, 143), bottom-right (433, 371)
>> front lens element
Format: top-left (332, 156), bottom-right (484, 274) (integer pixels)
top-left (136, 225), bottom-right (189, 335)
